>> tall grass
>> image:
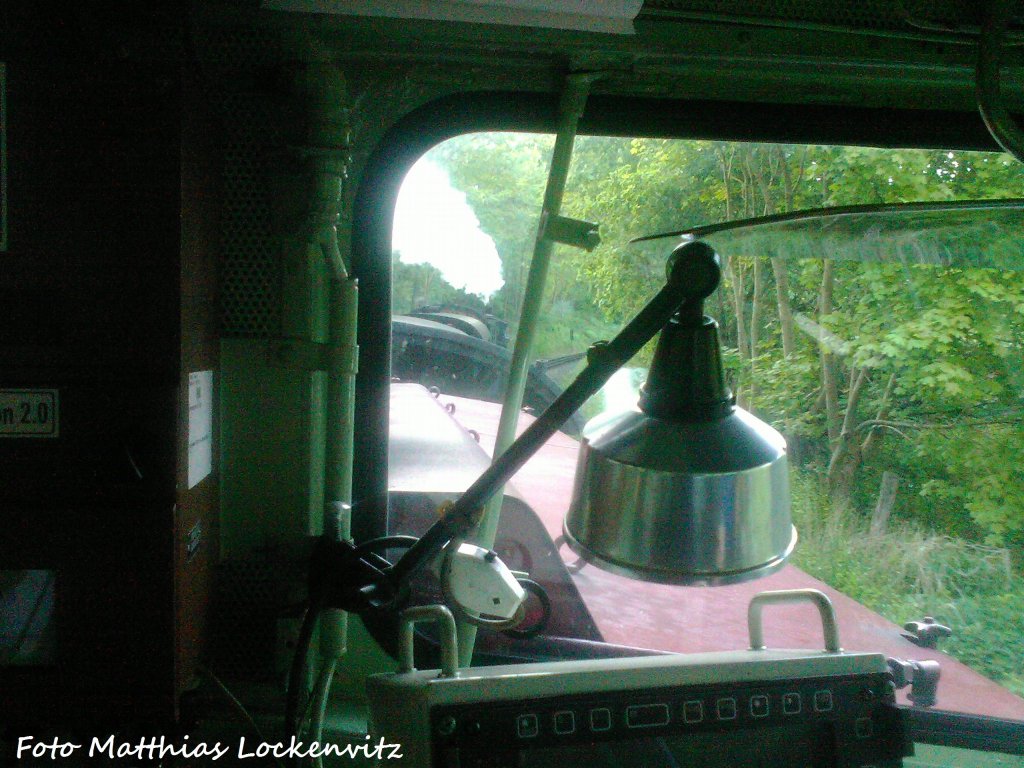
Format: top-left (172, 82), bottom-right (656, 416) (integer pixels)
top-left (789, 470), bottom-right (1024, 698)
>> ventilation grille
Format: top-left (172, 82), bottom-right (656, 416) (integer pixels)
top-left (190, 27), bottom-right (295, 682)
top-left (194, 26), bottom-right (286, 338)
top-left (211, 552), bottom-right (299, 682)
top-left (220, 92), bottom-right (282, 338)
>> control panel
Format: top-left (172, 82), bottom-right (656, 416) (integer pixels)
top-left (430, 670), bottom-right (905, 768)
top-left (366, 592), bottom-right (914, 768)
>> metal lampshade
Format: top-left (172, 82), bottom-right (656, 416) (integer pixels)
top-left (564, 291), bottom-right (796, 586)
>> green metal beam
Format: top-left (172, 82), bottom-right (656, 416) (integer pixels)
top-left (457, 71), bottom-right (601, 667)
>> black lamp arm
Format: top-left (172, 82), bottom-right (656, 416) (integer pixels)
top-left (382, 241), bottom-right (721, 594)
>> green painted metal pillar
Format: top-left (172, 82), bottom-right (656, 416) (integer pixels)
top-left (295, 62), bottom-right (359, 739)
top-left (458, 72), bottom-right (599, 666)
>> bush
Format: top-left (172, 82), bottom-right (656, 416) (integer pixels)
top-left (790, 470), bottom-right (1024, 698)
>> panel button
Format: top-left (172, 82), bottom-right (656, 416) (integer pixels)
top-left (855, 716), bottom-right (873, 739)
top-left (716, 697), bottom-right (737, 721)
top-left (553, 711), bottom-right (576, 735)
top-left (516, 713), bottom-right (539, 738)
top-left (683, 700), bottom-right (704, 723)
top-left (782, 692), bottom-right (802, 715)
top-left (590, 708), bottom-right (612, 732)
top-left (814, 690), bottom-right (834, 712)
top-left (626, 703), bottom-right (670, 728)
top-left (750, 694), bottom-right (770, 718)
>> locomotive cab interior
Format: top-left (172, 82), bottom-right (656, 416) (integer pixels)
top-left (3, 2), bottom-right (1024, 766)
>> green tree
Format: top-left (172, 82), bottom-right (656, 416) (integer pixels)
top-left (559, 138), bottom-right (1024, 541)
top-left (391, 251), bottom-right (487, 314)
top-left (430, 133), bottom-right (553, 323)
top-left (424, 131), bottom-right (1024, 547)
top-left (428, 132), bottom-right (622, 358)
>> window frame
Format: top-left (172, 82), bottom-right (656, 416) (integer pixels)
top-left (349, 91), bottom-right (1024, 754)
top-left (350, 90), bottom-right (1000, 540)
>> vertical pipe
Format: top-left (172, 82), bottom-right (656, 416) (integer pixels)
top-left (320, 263), bottom-right (357, 658)
top-left (322, 238), bottom-right (358, 539)
top-left (457, 73), bottom-right (598, 666)
top-left (317, 218), bottom-right (356, 668)
top-left (302, 64), bottom-right (354, 728)
top-left (310, 258), bottom-right (356, 749)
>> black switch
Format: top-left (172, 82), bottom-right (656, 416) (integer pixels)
top-left (683, 700), bottom-right (704, 723)
top-left (516, 713), bottom-right (539, 738)
top-left (626, 703), bottom-right (670, 728)
top-left (750, 695), bottom-right (769, 718)
top-left (553, 711), bottom-right (576, 735)
top-left (783, 692), bottom-right (802, 715)
top-left (716, 698), bottom-right (737, 721)
top-left (814, 690), bottom-right (834, 712)
top-left (590, 708), bottom-right (612, 732)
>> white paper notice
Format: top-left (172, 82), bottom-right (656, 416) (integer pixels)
top-left (188, 371), bottom-right (214, 489)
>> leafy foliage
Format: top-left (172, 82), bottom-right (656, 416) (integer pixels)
top-left (391, 251), bottom-right (488, 315)
top-left (790, 471), bottom-right (1024, 696)
top-left (557, 140), bottom-right (1024, 550)
top-left (423, 133), bottom-right (1024, 547)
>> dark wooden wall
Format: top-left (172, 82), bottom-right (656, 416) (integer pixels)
top-left (0, 5), bottom-right (220, 730)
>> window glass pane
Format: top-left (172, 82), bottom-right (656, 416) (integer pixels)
top-left (390, 134), bottom-right (1024, 724)
top-left (908, 743), bottom-right (1024, 767)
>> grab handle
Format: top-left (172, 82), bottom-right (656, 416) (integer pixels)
top-left (748, 589), bottom-right (842, 653)
top-left (399, 605), bottom-right (459, 678)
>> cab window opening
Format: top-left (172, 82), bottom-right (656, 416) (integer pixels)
top-left (383, 123), bottom-right (1024, 728)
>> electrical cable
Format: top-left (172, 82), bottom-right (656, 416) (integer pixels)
top-left (306, 658), bottom-right (338, 768)
top-left (352, 535), bottom-right (419, 558)
top-left (351, 536), bottom-right (418, 583)
top-left (656, 737), bottom-right (683, 768)
top-left (284, 536), bottom-right (417, 766)
top-left (285, 599), bottom-right (323, 749)
top-left (198, 665), bottom-right (286, 768)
